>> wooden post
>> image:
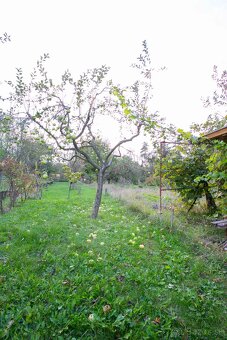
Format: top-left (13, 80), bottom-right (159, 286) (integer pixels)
top-left (0, 192), bottom-right (3, 214)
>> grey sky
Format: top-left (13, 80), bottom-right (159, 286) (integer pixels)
top-left (1, 0), bottom-right (226, 137)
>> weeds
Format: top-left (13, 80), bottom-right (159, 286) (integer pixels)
top-left (105, 183), bottom-right (226, 251)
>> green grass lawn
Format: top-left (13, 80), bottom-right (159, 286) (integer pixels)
top-left (0, 182), bottom-right (226, 339)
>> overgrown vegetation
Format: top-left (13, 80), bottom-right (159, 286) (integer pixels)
top-left (105, 184), bottom-right (226, 250)
top-left (0, 183), bottom-right (226, 339)
top-left (158, 113), bottom-right (227, 215)
top-left (0, 158), bottom-right (38, 212)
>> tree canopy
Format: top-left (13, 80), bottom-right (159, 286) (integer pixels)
top-left (160, 114), bottom-right (226, 215)
top-left (5, 41), bottom-right (160, 218)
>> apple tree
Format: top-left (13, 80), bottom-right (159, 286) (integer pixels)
top-left (6, 41), bottom-right (160, 218)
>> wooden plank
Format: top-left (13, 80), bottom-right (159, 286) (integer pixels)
top-left (211, 223), bottom-right (227, 229)
top-left (211, 219), bottom-right (227, 226)
top-left (211, 219), bottom-right (227, 225)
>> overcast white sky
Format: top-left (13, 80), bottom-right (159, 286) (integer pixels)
top-left (1, 0), bottom-right (227, 154)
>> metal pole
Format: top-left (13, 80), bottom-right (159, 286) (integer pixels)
top-left (159, 141), bottom-right (163, 214)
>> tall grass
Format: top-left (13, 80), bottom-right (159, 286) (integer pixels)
top-left (104, 184), bottom-right (174, 212)
top-left (104, 183), bottom-right (226, 251)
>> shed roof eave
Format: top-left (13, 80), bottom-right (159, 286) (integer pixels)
top-left (204, 126), bottom-right (227, 142)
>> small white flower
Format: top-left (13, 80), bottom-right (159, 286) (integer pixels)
top-left (100, 242), bottom-right (105, 246)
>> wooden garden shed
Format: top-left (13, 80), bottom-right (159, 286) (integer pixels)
top-left (204, 126), bottom-right (227, 142)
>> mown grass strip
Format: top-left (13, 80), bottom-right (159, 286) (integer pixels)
top-left (0, 182), bottom-right (226, 339)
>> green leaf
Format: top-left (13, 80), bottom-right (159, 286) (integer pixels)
top-left (124, 108), bottom-right (131, 115)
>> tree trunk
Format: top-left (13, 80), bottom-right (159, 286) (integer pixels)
top-left (10, 181), bottom-right (17, 208)
top-left (203, 182), bottom-right (217, 214)
top-left (68, 182), bottom-right (72, 199)
top-left (91, 167), bottom-right (105, 219)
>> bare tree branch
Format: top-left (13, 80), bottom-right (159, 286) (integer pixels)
top-left (105, 123), bottom-right (142, 162)
top-left (72, 139), bottom-right (99, 169)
